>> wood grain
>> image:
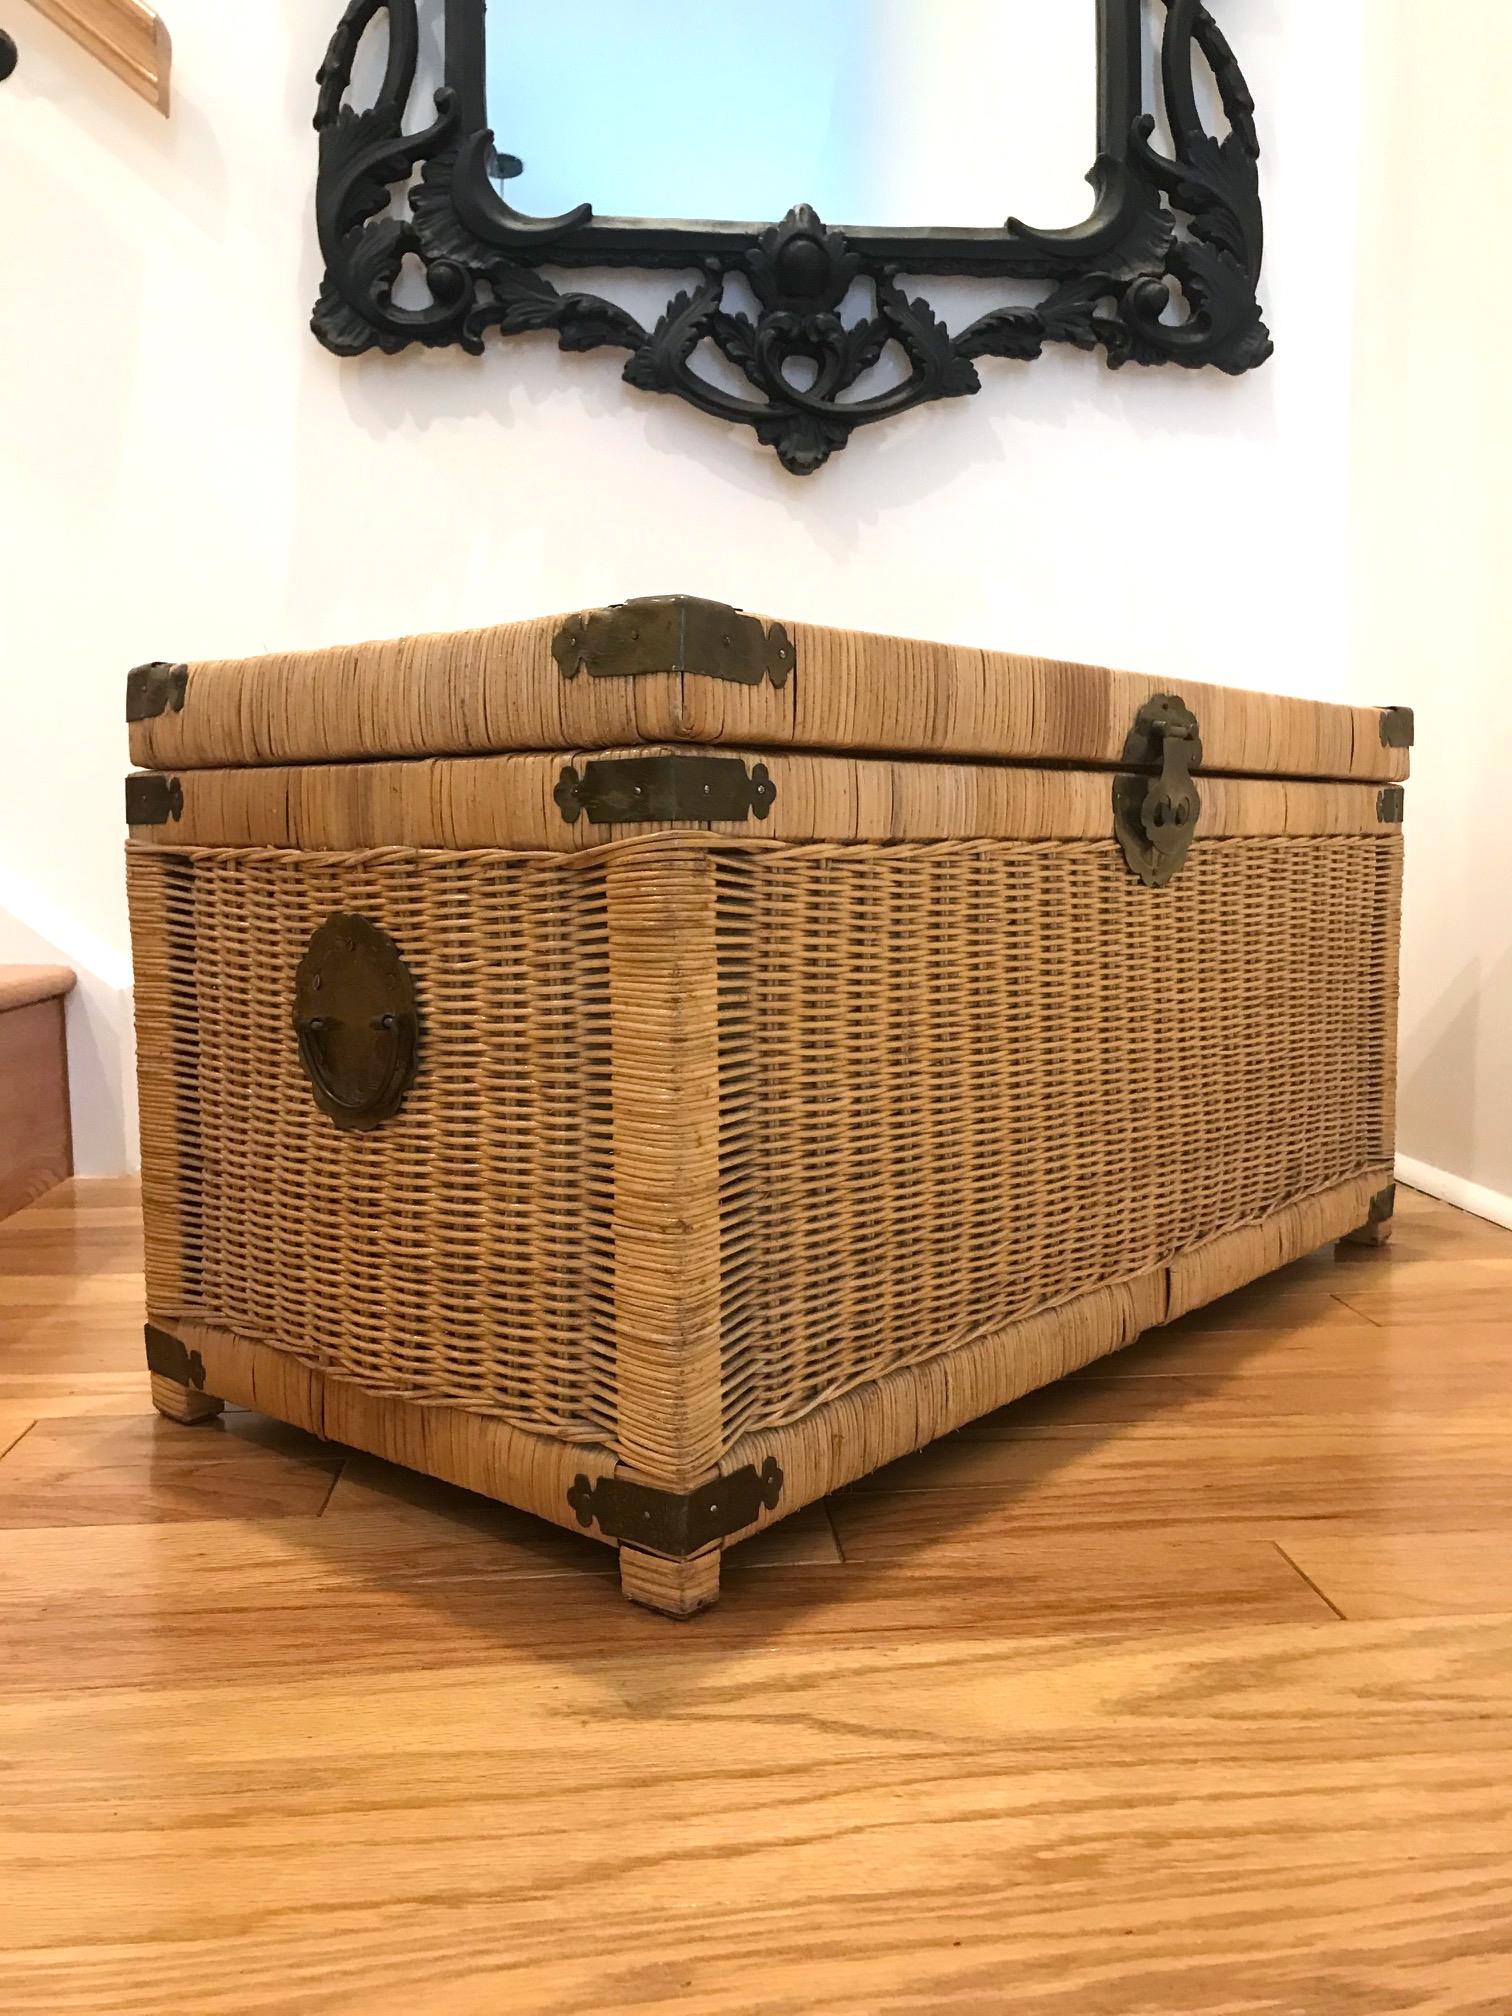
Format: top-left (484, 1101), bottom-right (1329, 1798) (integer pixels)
top-left (838, 1425), bottom-right (1512, 1531)
top-left (1, 1176), bottom-right (1511, 2015)
top-left (1334, 1279), bottom-right (1512, 1327)
top-left (0, 1410), bottom-right (342, 1528)
top-left (0, 966), bottom-right (73, 1015)
top-left (1273, 1527), bottom-right (1512, 1620)
top-left (0, 1407), bottom-right (36, 1461)
top-left (23, 0), bottom-right (171, 114)
top-left (1078, 1316), bottom-right (1512, 1375)
top-left (0, 994), bottom-right (72, 1222)
top-left (958, 1366), bottom-right (1512, 1436)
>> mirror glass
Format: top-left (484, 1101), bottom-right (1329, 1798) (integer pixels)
top-left (486, 2), bottom-right (1099, 230)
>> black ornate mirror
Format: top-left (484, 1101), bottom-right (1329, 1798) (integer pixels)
top-left (314, 1), bottom-right (1269, 474)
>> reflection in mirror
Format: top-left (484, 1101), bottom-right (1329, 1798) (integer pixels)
top-left (486, 1), bottom-right (1099, 229)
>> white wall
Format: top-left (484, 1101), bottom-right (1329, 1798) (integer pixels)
top-left (2, 0), bottom-right (1365, 1174)
top-left (1352, 1), bottom-right (1512, 1222)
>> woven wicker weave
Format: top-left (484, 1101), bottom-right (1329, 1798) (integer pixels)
top-left (127, 608), bottom-right (1407, 1615)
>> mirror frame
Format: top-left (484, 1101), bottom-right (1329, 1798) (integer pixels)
top-left (313, 0), bottom-right (1269, 474)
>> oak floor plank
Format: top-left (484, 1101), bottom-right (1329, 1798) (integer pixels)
top-left (958, 1365), bottom-right (1512, 1438)
top-left (0, 1238), bottom-right (145, 1274)
top-left (1077, 1318), bottom-right (1512, 1378)
top-left (824, 1513), bottom-right (1329, 1613)
top-left (5, 1863), bottom-right (1511, 2016)
top-left (8, 1608), bottom-right (1512, 1779)
top-left (0, 1407), bottom-right (36, 1461)
top-left (0, 1372), bottom-right (157, 1417)
top-left (1273, 1526), bottom-right (1512, 1621)
top-left (4, 1618), bottom-right (1512, 2013)
top-left (324, 1450), bottom-right (843, 1567)
top-left (14, 1176), bottom-right (142, 1213)
top-left (0, 1526), bottom-right (1328, 1699)
top-left (0, 1410), bottom-right (344, 1529)
top-left (1277, 1211), bottom-right (1512, 1272)
top-left (839, 1424), bottom-right (1512, 1532)
top-left (1149, 1287), bottom-right (1367, 1333)
top-left (1334, 1281), bottom-right (1512, 1326)
top-left (0, 1272), bottom-right (149, 1312)
top-left (1, 1176), bottom-right (1509, 2016)
top-left (0, 1308), bottom-right (159, 1419)
top-left (1314, 1256), bottom-right (1512, 1293)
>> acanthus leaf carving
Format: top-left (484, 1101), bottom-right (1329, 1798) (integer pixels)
top-left (313, 0), bottom-right (1271, 472)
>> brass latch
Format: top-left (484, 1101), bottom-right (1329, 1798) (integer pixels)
top-left (1113, 695), bottom-right (1203, 888)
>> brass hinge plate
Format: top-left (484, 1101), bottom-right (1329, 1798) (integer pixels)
top-left (555, 754), bottom-right (776, 826)
top-left (145, 1325), bottom-right (207, 1389)
top-left (552, 597), bottom-right (795, 689)
top-left (568, 1460), bottom-right (784, 1558)
top-left (1377, 785), bottom-right (1406, 824)
top-left (1379, 707), bottom-right (1415, 750)
top-left (126, 773), bottom-right (184, 826)
top-left (126, 662), bottom-right (188, 723)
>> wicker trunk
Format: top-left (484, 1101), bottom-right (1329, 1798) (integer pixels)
top-left (125, 600), bottom-right (1410, 1615)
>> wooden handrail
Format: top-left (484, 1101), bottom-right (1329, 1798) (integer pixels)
top-left (24, 0), bottom-right (171, 114)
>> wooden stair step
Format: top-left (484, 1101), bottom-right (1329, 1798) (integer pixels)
top-left (0, 968), bottom-right (76, 1221)
top-left (0, 966), bottom-right (76, 1014)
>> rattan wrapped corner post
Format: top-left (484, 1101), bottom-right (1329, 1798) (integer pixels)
top-left (125, 603), bottom-right (1410, 1616)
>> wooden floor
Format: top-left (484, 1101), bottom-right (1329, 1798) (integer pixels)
top-left (3, 1184), bottom-right (1511, 2014)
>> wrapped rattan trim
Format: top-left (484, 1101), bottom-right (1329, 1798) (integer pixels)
top-left (127, 610), bottom-right (1410, 784)
top-left (125, 848), bottom-right (189, 1312)
top-left (127, 827), bottom-right (1405, 876)
top-left (165, 1317), bottom-right (619, 1544)
top-left (127, 755), bottom-right (1399, 851)
top-left (606, 843), bottom-right (726, 1483)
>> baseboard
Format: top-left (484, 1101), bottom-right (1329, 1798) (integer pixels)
top-left (1396, 1154), bottom-right (1512, 1233)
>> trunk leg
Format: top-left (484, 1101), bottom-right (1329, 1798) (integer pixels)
top-left (150, 1371), bottom-right (225, 1425)
top-left (1339, 1184), bottom-right (1396, 1251)
top-left (619, 1544), bottom-right (722, 1619)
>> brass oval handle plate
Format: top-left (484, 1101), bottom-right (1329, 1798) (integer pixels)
top-left (1113, 695), bottom-right (1204, 888)
top-left (293, 914), bottom-right (418, 1131)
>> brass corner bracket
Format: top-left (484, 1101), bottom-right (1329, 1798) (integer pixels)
top-left (125, 773), bottom-right (183, 826)
top-left (144, 1324), bottom-right (206, 1388)
top-left (126, 661), bottom-right (188, 723)
top-left (1377, 786), bottom-right (1406, 825)
top-left (568, 1461), bottom-right (784, 1558)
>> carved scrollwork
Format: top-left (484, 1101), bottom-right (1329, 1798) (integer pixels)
top-left (313, 0), bottom-right (1270, 472)
top-left (312, 0), bottom-right (470, 354)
